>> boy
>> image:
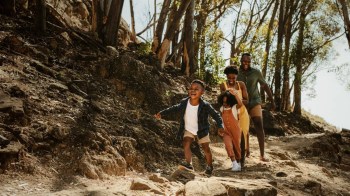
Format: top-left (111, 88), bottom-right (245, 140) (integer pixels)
top-left (155, 79), bottom-right (224, 175)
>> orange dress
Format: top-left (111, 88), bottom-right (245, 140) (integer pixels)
top-left (221, 107), bottom-right (241, 160)
top-left (223, 82), bottom-right (250, 149)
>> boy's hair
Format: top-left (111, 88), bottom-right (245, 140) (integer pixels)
top-left (224, 65), bottom-right (239, 75)
top-left (191, 79), bottom-right (206, 89)
top-left (218, 91), bottom-right (238, 107)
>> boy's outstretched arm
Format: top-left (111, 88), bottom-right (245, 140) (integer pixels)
top-left (207, 104), bottom-right (225, 136)
top-left (154, 102), bottom-right (182, 119)
top-left (207, 104), bottom-right (224, 129)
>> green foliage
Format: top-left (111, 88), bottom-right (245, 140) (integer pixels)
top-left (137, 42), bottom-right (152, 56)
top-left (198, 26), bottom-right (226, 85)
top-left (328, 63), bottom-right (350, 91)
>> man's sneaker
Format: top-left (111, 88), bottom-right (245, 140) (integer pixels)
top-left (179, 162), bottom-right (194, 171)
top-left (232, 160), bottom-right (241, 171)
top-left (205, 165), bottom-right (213, 175)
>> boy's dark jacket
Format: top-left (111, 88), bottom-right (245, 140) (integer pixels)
top-left (159, 97), bottom-right (224, 140)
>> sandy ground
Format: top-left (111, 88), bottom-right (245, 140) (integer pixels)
top-left (1, 134), bottom-right (349, 196)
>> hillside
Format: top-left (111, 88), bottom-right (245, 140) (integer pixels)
top-left (1, 8), bottom-right (350, 196)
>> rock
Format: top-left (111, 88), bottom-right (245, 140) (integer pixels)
top-left (106, 46), bottom-right (119, 57)
top-left (276, 171), bottom-right (288, 177)
top-left (49, 83), bottom-right (69, 92)
top-left (60, 32), bottom-right (72, 45)
top-left (0, 134), bottom-right (10, 147)
top-left (214, 177), bottom-right (277, 196)
top-left (283, 160), bottom-right (299, 169)
top-left (114, 136), bottom-right (145, 172)
top-left (0, 91), bottom-right (24, 116)
top-left (149, 173), bottom-right (169, 183)
top-left (30, 60), bottom-right (58, 78)
top-left (49, 124), bottom-right (69, 141)
top-left (321, 167), bottom-right (333, 178)
top-left (184, 178), bottom-right (227, 196)
top-left (79, 151), bottom-right (127, 179)
top-left (8, 85), bottom-right (26, 98)
top-left (68, 83), bottom-right (88, 98)
top-left (304, 180), bottom-right (322, 195)
top-left (118, 18), bottom-right (132, 47)
top-left (130, 178), bottom-right (163, 195)
top-left (170, 169), bottom-right (195, 184)
top-left (0, 142), bottom-right (24, 169)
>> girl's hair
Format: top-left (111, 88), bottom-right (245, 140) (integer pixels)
top-left (223, 66), bottom-right (239, 75)
top-left (191, 79), bottom-right (206, 89)
top-left (218, 91), bottom-right (238, 107)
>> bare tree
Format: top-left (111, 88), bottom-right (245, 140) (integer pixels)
top-left (152, 0), bottom-right (171, 53)
top-left (182, 0), bottom-right (195, 76)
top-left (91, 0), bottom-right (124, 46)
top-left (281, 0), bottom-right (298, 111)
top-left (154, 0), bottom-right (157, 35)
top-left (294, 1), bottom-right (313, 115)
top-left (157, 0), bottom-right (192, 69)
top-left (261, 0), bottom-right (279, 102)
top-left (104, 0), bottom-right (124, 46)
top-left (337, 0), bottom-right (350, 49)
top-left (35, 0), bottom-right (46, 34)
top-left (274, 0), bottom-right (285, 110)
top-left (129, 0), bottom-right (136, 42)
top-left (194, 0), bottom-right (210, 75)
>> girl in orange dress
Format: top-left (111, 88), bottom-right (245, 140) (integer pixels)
top-left (218, 90), bottom-right (243, 171)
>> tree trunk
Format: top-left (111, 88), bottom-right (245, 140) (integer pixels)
top-left (194, 0), bottom-right (209, 76)
top-left (103, 0), bottom-right (124, 46)
top-left (91, 0), bottom-right (98, 32)
top-left (152, 0), bottom-right (171, 53)
top-left (129, 0), bottom-right (136, 42)
top-left (274, 0), bottom-right (285, 111)
top-left (261, 0), bottom-right (279, 102)
top-left (281, 0), bottom-right (297, 111)
top-left (182, 0), bottom-right (195, 76)
top-left (338, 0), bottom-right (350, 49)
top-left (35, 0), bottom-right (46, 34)
top-left (154, 0), bottom-right (156, 35)
top-left (0, 0), bottom-right (16, 16)
top-left (157, 0), bottom-right (191, 69)
top-left (293, 1), bottom-right (307, 115)
top-left (230, 1), bottom-right (243, 64)
top-left (248, 0), bottom-right (275, 51)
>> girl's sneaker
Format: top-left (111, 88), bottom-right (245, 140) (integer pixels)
top-left (232, 160), bottom-right (241, 171)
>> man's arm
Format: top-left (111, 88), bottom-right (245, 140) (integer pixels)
top-left (260, 82), bottom-right (276, 111)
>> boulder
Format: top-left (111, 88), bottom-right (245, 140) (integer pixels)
top-left (184, 178), bottom-right (227, 196)
top-left (130, 178), bottom-right (164, 195)
top-left (213, 177), bottom-right (277, 196)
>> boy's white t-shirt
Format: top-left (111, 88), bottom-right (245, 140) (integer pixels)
top-left (184, 100), bottom-right (199, 135)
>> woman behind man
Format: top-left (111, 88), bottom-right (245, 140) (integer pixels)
top-left (220, 66), bottom-right (250, 166)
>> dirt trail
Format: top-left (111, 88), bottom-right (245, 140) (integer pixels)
top-left (1, 133), bottom-right (349, 195)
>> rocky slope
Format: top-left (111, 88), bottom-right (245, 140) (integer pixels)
top-left (1, 4), bottom-right (350, 196)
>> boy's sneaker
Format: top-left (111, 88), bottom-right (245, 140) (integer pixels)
top-left (179, 162), bottom-right (194, 171)
top-left (232, 160), bottom-right (241, 172)
top-left (205, 165), bottom-right (213, 175)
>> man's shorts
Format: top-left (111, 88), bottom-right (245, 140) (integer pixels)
top-left (249, 104), bottom-right (262, 117)
top-left (183, 130), bottom-right (210, 144)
